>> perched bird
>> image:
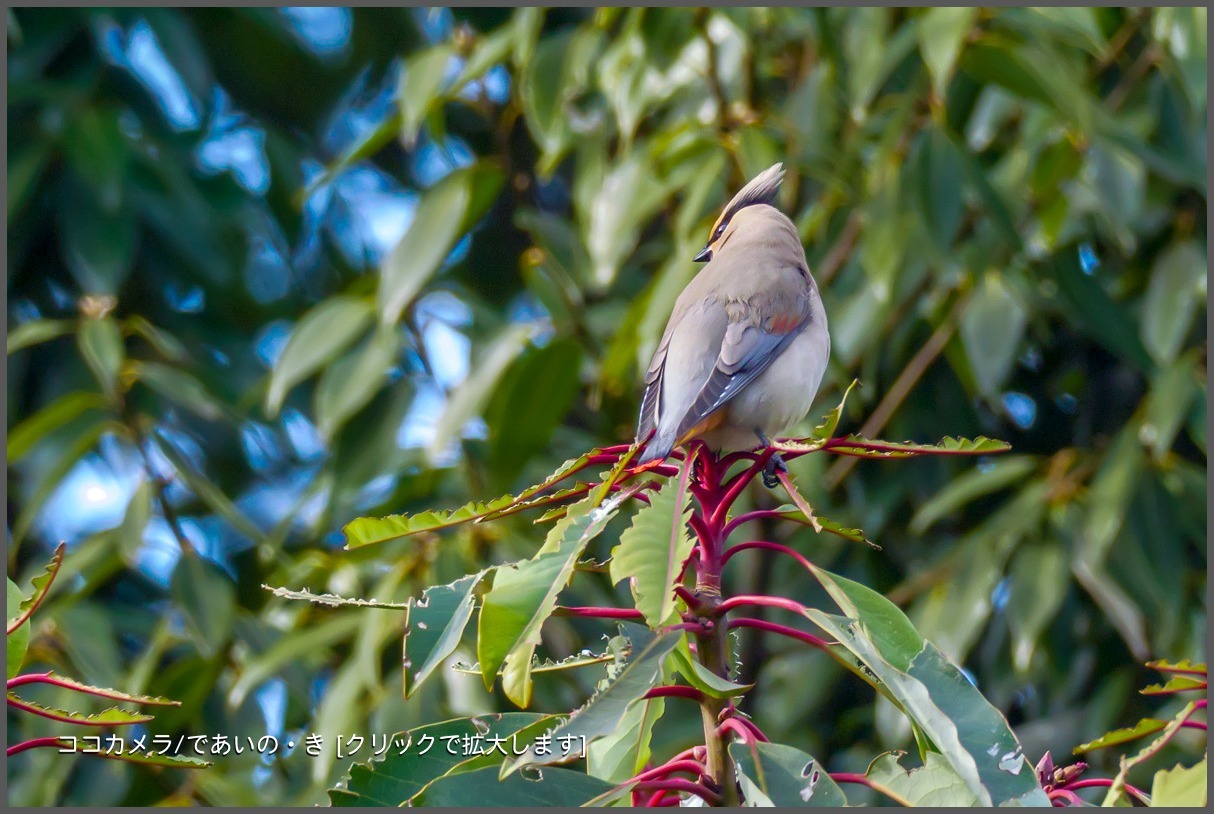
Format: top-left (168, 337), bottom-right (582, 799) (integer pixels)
top-left (635, 163), bottom-right (830, 486)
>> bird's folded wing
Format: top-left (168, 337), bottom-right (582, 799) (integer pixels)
top-left (636, 328), bottom-right (674, 441)
top-left (672, 305), bottom-right (809, 443)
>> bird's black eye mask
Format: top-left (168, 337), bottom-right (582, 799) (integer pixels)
top-left (693, 163), bottom-right (786, 263)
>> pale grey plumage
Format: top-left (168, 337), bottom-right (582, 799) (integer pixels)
top-left (636, 163), bottom-right (830, 464)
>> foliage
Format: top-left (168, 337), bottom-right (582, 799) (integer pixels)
top-left (6, 6), bottom-right (1206, 806)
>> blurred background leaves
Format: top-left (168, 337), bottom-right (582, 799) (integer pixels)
top-left (6, 6), bottom-right (1206, 805)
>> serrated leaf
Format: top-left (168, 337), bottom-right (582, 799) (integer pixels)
top-left (1140, 676), bottom-right (1206, 695)
top-left (7, 578), bottom-right (30, 679)
top-left (404, 572), bottom-right (482, 698)
top-left (262, 585), bottom-right (409, 610)
top-left (265, 295), bottom-right (373, 417)
top-left (1073, 718), bottom-right (1168, 753)
top-left (503, 626), bottom-right (680, 775)
top-left (609, 455), bottom-right (694, 627)
top-left (11, 672), bottom-right (179, 705)
top-left (1151, 757), bottom-right (1207, 807)
top-left (330, 714), bottom-right (550, 805)
top-left (767, 505), bottom-right (875, 547)
top-left (478, 497), bottom-right (622, 707)
top-left (6, 695), bottom-right (154, 726)
top-left (452, 648), bottom-right (614, 676)
top-left (864, 751), bottom-right (980, 806)
top-left (56, 737), bottom-right (211, 769)
top-left (671, 638), bottom-right (753, 700)
top-left (731, 740), bottom-right (848, 806)
top-left (1146, 659), bottom-right (1207, 676)
top-left (8, 542), bottom-right (65, 634)
top-left (815, 434), bottom-right (1012, 458)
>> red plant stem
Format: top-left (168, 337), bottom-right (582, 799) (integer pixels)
top-left (643, 789), bottom-right (681, 807)
top-left (1180, 720), bottom-right (1207, 731)
top-left (711, 450), bottom-right (773, 528)
top-left (729, 714), bottom-right (770, 743)
top-left (8, 737), bottom-right (70, 757)
top-left (629, 759), bottom-right (709, 783)
top-left (1062, 779), bottom-right (1149, 803)
top-left (727, 618), bottom-right (832, 651)
top-left (722, 540), bottom-right (812, 572)
top-left (831, 772), bottom-right (875, 788)
top-left (674, 585), bottom-right (701, 611)
top-left (1048, 788), bottom-right (1083, 807)
top-left (555, 606), bottom-right (644, 620)
top-left (6, 672), bottom-right (177, 705)
top-left (717, 594), bottom-right (812, 617)
top-left (722, 509), bottom-right (791, 539)
top-left (632, 780), bottom-right (722, 806)
top-left (666, 621), bottom-right (713, 636)
top-left (716, 716), bottom-right (756, 745)
top-left (643, 686), bottom-right (706, 703)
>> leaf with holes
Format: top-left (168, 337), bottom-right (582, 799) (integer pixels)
top-left (404, 572), bottom-right (483, 698)
top-left (730, 741), bottom-right (848, 806)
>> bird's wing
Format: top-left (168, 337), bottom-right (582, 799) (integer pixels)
top-left (672, 292), bottom-right (812, 443)
top-left (636, 326), bottom-right (674, 442)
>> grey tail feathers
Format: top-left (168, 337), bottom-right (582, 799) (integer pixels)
top-left (636, 427), bottom-right (676, 465)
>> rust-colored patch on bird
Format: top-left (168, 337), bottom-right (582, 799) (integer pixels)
top-left (676, 410), bottom-right (728, 446)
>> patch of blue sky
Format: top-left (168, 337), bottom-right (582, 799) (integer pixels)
top-left (96, 17), bottom-right (201, 132)
top-left (322, 62), bottom-right (398, 157)
top-left (254, 319), bottom-right (294, 368)
top-left (327, 166), bottom-right (418, 268)
top-left (196, 99), bottom-right (271, 196)
top-left (238, 465), bottom-right (326, 536)
top-left (279, 7), bottom-right (351, 58)
top-left (1002, 392), bottom-right (1038, 430)
top-left (133, 518), bottom-right (182, 587)
top-left (35, 439), bottom-right (143, 546)
top-left (413, 7), bottom-right (453, 43)
top-left (165, 281), bottom-right (205, 313)
top-left (282, 408), bottom-right (326, 461)
top-left (457, 64), bottom-right (511, 105)
top-left (396, 379), bottom-right (447, 449)
top-left (244, 211), bottom-right (294, 304)
top-left (241, 422), bottom-right (285, 473)
top-left (413, 133), bottom-right (474, 187)
top-left (416, 291), bottom-right (472, 390)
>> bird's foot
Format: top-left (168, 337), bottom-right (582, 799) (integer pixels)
top-left (762, 453), bottom-right (787, 489)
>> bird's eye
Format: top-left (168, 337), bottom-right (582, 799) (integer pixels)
top-left (713, 224), bottom-right (726, 240)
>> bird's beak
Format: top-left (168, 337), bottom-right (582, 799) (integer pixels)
top-left (693, 245), bottom-right (712, 263)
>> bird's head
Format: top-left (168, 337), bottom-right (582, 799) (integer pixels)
top-left (694, 163), bottom-right (786, 263)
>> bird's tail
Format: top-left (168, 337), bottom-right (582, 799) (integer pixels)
top-left (635, 427), bottom-right (676, 466)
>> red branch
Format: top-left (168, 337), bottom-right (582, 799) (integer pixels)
top-left (8, 736), bottom-right (71, 757)
top-left (643, 686), bottom-right (706, 703)
top-left (555, 606), bottom-right (644, 620)
top-left (632, 779), bottom-right (722, 806)
top-left (717, 594), bottom-right (812, 617)
top-left (727, 618), bottom-right (832, 651)
top-left (716, 716), bottom-right (757, 745)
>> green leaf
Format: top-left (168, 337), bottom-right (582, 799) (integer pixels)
top-left (130, 361), bottom-right (224, 421)
top-left (609, 455), bottom-right (694, 627)
top-left (671, 638), bottom-right (754, 699)
top-left (1140, 676), bottom-right (1206, 696)
top-left (59, 180), bottom-right (137, 296)
top-left (917, 8), bottom-right (979, 97)
top-left (7, 319), bottom-right (74, 355)
top-left (815, 435), bottom-right (1012, 458)
top-left (911, 455), bottom-right (1037, 533)
top-left (1141, 351), bottom-right (1201, 461)
top-left (170, 549), bottom-right (236, 658)
top-left (917, 127), bottom-right (965, 252)
top-left (261, 585), bottom-right (409, 610)
top-left (8, 542), bottom-right (65, 635)
top-left (1150, 757), bottom-right (1207, 807)
top-left (730, 740), bottom-right (848, 806)
top-left (58, 738), bottom-right (211, 769)
top-left (805, 564), bottom-right (924, 672)
top-left (1005, 542), bottom-right (1069, 672)
top-left (331, 714), bottom-right (551, 805)
top-left (125, 316), bottom-right (189, 363)
top-left (6, 695), bottom-right (154, 726)
top-left (520, 31), bottom-right (574, 168)
top-left (484, 337), bottom-right (584, 489)
top-left (805, 611), bottom-right (1048, 806)
top-left (1050, 248), bottom-right (1154, 372)
top-left (153, 432), bottom-right (264, 543)
top-left (414, 766), bottom-right (614, 807)
top-left (864, 751), bottom-right (981, 806)
top-left (404, 572), bottom-right (482, 698)
top-left (586, 692), bottom-right (665, 783)
top-left (503, 626), bottom-right (681, 775)
top-left (429, 323), bottom-right (533, 465)
top-left (7, 392), bottom-right (108, 464)
top-left (452, 649), bottom-right (615, 676)
top-left (768, 505), bottom-right (874, 546)
top-left (314, 324), bottom-right (400, 441)
top-left (478, 497), bottom-right (622, 707)
top-left (1146, 658), bottom-right (1207, 676)
top-left (960, 272), bottom-right (1028, 397)
top-left (1073, 718), bottom-right (1169, 753)
top-left (378, 164), bottom-right (504, 326)
top-left (77, 315), bottom-right (125, 403)
top-left (1141, 241), bottom-right (1206, 367)
top-left (265, 295), bottom-right (373, 417)
top-left (398, 45), bottom-right (455, 147)
top-left (7, 578), bottom-right (30, 679)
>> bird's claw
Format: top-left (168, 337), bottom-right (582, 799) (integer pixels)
top-left (762, 453), bottom-right (787, 489)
